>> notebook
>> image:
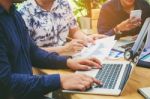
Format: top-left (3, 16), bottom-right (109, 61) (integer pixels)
top-left (138, 87), bottom-right (150, 99)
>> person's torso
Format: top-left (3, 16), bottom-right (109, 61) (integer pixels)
top-left (103, 0), bottom-right (150, 36)
top-left (0, 8), bottom-right (32, 74)
top-left (20, 0), bottom-right (73, 47)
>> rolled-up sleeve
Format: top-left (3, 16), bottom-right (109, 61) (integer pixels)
top-left (0, 32), bottom-right (61, 98)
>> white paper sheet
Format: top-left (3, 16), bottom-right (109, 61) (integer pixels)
top-left (73, 36), bottom-right (116, 60)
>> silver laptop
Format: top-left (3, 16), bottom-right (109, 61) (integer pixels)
top-left (63, 61), bottom-right (134, 96)
top-left (113, 36), bottom-right (135, 52)
top-left (63, 18), bottom-right (150, 96)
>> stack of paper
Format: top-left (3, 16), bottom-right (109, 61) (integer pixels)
top-left (73, 36), bottom-right (116, 60)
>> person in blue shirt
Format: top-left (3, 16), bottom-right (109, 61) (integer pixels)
top-left (0, 0), bottom-right (102, 99)
top-left (97, 0), bottom-right (150, 39)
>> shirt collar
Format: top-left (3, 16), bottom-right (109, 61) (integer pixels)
top-left (31, 0), bottom-right (58, 13)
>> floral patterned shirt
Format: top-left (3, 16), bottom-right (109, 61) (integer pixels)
top-left (19, 0), bottom-right (77, 47)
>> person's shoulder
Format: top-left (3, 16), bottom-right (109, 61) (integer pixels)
top-left (137, 0), bottom-right (150, 13)
top-left (18, 0), bottom-right (34, 14)
top-left (138, 0), bottom-right (150, 7)
top-left (56, 0), bottom-right (72, 10)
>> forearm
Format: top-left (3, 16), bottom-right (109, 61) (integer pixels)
top-left (30, 37), bottom-right (69, 69)
top-left (31, 48), bottom-right (69, 69)
top-left (73, 30), bottom-right (88, 40)
top-left (69, 28), bottom-right (87, 40)
top-left (41, 46), bottom-right (67, 55)
top-left (9, 74), bottom-right (61, 98)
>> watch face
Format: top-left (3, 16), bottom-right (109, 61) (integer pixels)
top-left (125, 51), bottom-right (131, 60)
top-left (133, 56), bottom-right (139, 64)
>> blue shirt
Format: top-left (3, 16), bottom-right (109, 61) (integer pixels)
top-left (0, 5), bottom-right (68, 99)
top-left (19, 0), bottom-right (78, 47)
top-left (97, 0), bottom-right (150, 38)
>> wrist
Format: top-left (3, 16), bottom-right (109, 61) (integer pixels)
top-left (114, 25), bottom-right (122, 35)
top-left (62, 44), bottom-right (69, 52)
top-left (66, 58), bottom-right (72, 68)
top-left (60, 75), bottom-right (65, 89)
top-left (114, 25), bottom-right (120, 33)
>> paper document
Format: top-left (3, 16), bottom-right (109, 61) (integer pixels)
top-left (109, 50), bottom-right (124, 59)
top-left (73, 36), bottom-right (116, 60)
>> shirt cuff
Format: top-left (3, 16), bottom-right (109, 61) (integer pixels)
top-left (42, 74), bottom-right (61, 92)
top-left (55, 56), bottom-right (69, 68)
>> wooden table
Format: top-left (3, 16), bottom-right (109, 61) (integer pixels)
top-left (35, 65), bottom-right (150, 99)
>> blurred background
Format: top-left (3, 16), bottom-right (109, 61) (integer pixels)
top-left (15, 0), bottom-right (150, 33)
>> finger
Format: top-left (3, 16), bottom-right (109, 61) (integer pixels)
top-left (128, 23), bottom-right (140, 29)
top-left (80, 74), bottom-right (102, 85)
top-left (76, 84), bottom-right (86, 91)
top-left (80, 75), bottom-right (94, 87)
top-left (81, 75), bottom-right (101, 88)
top-left (76, 40), bottom-right (88, 47)
top-left (126, 24), bottom-right (138, 30)
top-left (94, 35), bottom-right (107, 40)
top-left (81, 59), bottom-right (101, 69)
top-left (77, 64), bottom-right (92, 70)
top-left (92, 78), bottom-right (102, 85)
top-left (88, 38), bottom-right (95, 44)
top-left (88, 36), bottom-right (96, 45)
top-left (80, 74), bottom-right (93, 82)
top-left (89, 57), bottom-right (102, 68)
top-left (80, 81), bottom-right (92, 89)
top-left (129, 17), bottom-right (141, 24)
top-left (73, 42), bottom-right (85, 47)
top-left (73, 46), bottom-right (84, 52)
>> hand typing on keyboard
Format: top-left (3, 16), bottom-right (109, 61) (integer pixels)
top-left (67, 57), bottom-right (102, 71)
top-left (95, 64), bottom-right (123, 89)
top-left (60, 74), bottom-right (102, 91)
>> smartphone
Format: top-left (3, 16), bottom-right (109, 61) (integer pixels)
top-left (130, 10), bottom-right (142, 19)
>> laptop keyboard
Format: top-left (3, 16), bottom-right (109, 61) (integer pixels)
top-left (95, 64), bottom-right (123, 89)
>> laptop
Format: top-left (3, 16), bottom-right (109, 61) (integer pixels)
top-left (63, 61), bottom-right (134, 96)
top-left (63, 18), bottom-right (150, 96)
top-left (113, 36), bottom-right (135, 52)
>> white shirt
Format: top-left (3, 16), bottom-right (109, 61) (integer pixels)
top-left (19, 0), bottom-right (78, 47)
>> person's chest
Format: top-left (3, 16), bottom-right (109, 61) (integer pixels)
top-left (0, 13), bottom-right (30, 60)
top-left (30, 6), bottom-right (70, 38)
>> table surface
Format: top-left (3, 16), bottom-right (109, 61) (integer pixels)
top-left (35, 64), bottom-right (150, 99)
